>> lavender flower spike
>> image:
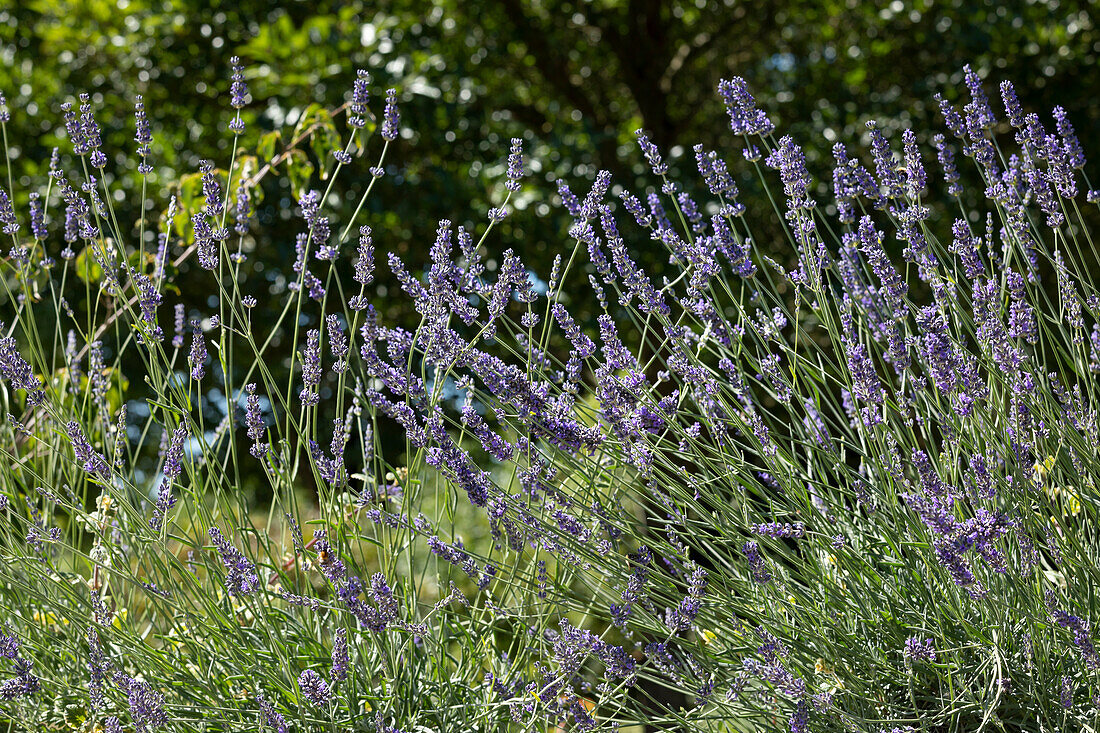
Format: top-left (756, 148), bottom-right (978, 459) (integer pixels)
top-left (0, 187), bottom-right (18, 236)
top-left (348, 70), bottom-right (370, 129)
top-left (209, 526), bottom-right (260, 596)
top-left (228, 56), bottom-right (248, 134)
top-left (717, 77), bottom-right (775, 136)
top-left (505, 137), bottom-right (524, 191)
top-left (298, 669), bottom-right (331, 706)
top-left (257, 691), bottom-right (290, 733)
top-left (331, 628), bottom-right (349, 682)
top-left (67, 421), bottom-right (111, 478)
top-left (134, 95), bottom-right (153, 174)
top-left (353, 225), bottom-right (375, 286)
top-left (299, 328), bottom-right (322, 406)
top-left (743, 540), bottom-right (771, 583)
top-left (245, 383), bottom-right (267, 458)
top-left (0, 326), bottom-right (46, 405)
top-left (381, 88), bottom-right (400, 141)
top-left (189, 322), bottom-right (207, 381)
top-left (123, 676), bottom-right (168, 732)
top-left (904, 636), bottom-right (936, 662)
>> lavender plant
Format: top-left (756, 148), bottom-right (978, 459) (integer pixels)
top-left (0, 55), bottom-right (1098, 733)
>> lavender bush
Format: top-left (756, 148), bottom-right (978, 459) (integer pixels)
top-left (0, 57), bottom-right (1098, 733)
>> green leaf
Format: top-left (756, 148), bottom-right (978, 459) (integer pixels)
top-left (177, 171), bottom-right (205, 212)
top-left (74, 245), bottom-right (103, 284)
top-left (257, 131), bottom-right (282, 165)
top-left (293, 104), bottom-right (342, 179)
top-left (284, 148), bottom-right (315, 199)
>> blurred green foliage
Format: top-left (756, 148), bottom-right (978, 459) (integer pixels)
top-left (3, 0), bottom-right (1097, 265)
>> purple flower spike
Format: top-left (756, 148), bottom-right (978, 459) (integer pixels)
top-left (189, 322), bottom-right (207, 380)
top-left (0, 326), bottom-right (45, 405)
top-left (717, 77), bottom-right (775, 136)
top-left (67, 421), bottom-right (111, 478)
top-left (257, 691), bottom-right (289, 732)
top-left (381, 88), bottom-right (400, 141)
top-left (904, 636), bottom-right (936, 662)
top-left (209, 526), bottom-right (260, 596)
top-left (297, 669), bottom-right (331, 706)
top-left (743, 540), bottom-right (771, 584)
top-left (134, 95), bottom-right (153, 174)
top-left (353, 225), bottom-right (374, 286)
top-left (299, 328), bottom-right (321, 406)
top-left (349, 70), bottom-right (370, 129)
top-left (330, 628), bottom-right (349, 682)
top-left (505, 137), bottom-right (524, 191)
top-left (228, 56), bottom-right (248, 134)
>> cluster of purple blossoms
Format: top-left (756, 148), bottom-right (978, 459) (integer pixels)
top-left (189, 322), bottom-right (208, 380)
top-left (228, 56), bottom-right (248, 134)
top-left (742, 540), bottom-right (770, 584)
top-left (310, 417), bottom-right (347, 486)
top-left (610, 546), bottom-right (651, 627)
top-left (741, 628), bottom-right (813, 730)
top-left (1061, 675), bottom-right (1074, 709)
top-left (172, 304), bottom-right (186, 348)
top-left (353, 225), bottom-right (375, 288)
top-left (201, 159), bottom-right (223, 219)
top-left (540, 619), bottom-right (636, 709)
top-left (1046, 591), bottom-right (1100, 670)
top-left (381, 88), bottom-right (400, 141)
top-left (234, 178), bottom-right (252, 237)
top-left (348, 70), bottom-right (370, 129)
top-left (0, 633), bottom-right (39, 700)
top-left (150, 423), bottom-right (188, 531)
top-left (28, 192), bottom-right (46, 240)
top-left (717, 76), bottom-right (774, 136)
top-left (326, 314), bottom-right (348, 373)
top-left (257, 691), bottom-right (289, 733)
top-left (209, 526), bottom-right (260, 596)
top-left (330, 628), bottom-right (349, 682)
top-left (244, 383), bottom-right (267, 458)
top-left (670, 564), bottom-right (707, 631)
top-left (67, 421), bottom-right (111, 478)
top-left (311, 532), bottom-right (401, 631)
top-left (297, 669), bottom-right (331, 706)
top-left (904, 636), bottom-right (936, 662)
top-left (914, 305), bottom-right (986, 416)
top-left (109, 672), bottom-right (168, 733)
top-left (134, 95), bottom-right (153, 174)
top-left (193, 210), bottom-right (217, 270)
top-left (635, 129), bottom-right (667, 176)
top-left (866, 121), bottom-right (905, 201)
top-left (694, 144), bottom-right (740, 201)
top-left (0, 187), bottom-right (17, 237)
top-left (751, 522), bottom-right (806, 539)
top-left (505, 137), bottom-right (524, 191)
top-left (300, 190), bottom-right (334, 260)
top-left (299, 328), bottom-right (322, 406)
top-left (88, 628), bottom-right (110, 711)
top-left (841, 335), bottom-right (885, 427)
top-left (0, 327), bottom-right (45, 405)
top-left (72, 93), bottom-right (106, 168)
top-left (904, 450), bottom-right (1015, 597)
top-left (136, 274), bottom-right (163, 340)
